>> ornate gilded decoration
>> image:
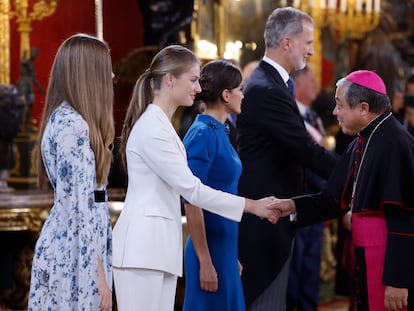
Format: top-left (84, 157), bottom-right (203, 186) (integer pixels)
top-left (10, 0), bottom-right (57, 58)
top-left (94, 0), bottom-right (103, 40)
top-left (0, 190), bottom-right (52, 231)
top-left (0, 188), bottom-right (126, 309)
top-left (0, 0), bottom-right (58, 88)
top-left (0, 0), bottom-right (10, 84)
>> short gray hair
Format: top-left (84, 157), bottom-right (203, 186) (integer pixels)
top-left (264, 7), bottom-right (313, 49)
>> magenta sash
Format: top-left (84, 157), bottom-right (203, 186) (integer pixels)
top-left (352, 212), bottom-right (407, 311)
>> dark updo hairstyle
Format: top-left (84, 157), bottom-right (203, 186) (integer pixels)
top-left (196, 60), bottom-right (242, 106)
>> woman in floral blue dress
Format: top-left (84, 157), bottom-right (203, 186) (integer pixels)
top-left (182, 60), bottom-right (246, 310)
top-left (28, 34), bottom-right (114, 311)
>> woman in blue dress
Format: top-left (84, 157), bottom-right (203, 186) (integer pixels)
top-left (182, 60), bottom-right (246, 310)
top-left (28, 34), bottom-right (114, 311)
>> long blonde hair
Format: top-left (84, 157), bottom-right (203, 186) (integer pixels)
top-left (38, 33), bottom-right (115, 187)
top-left (119, 44), bottom-right (200, 171)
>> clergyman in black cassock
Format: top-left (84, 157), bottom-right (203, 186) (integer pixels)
top-left (276, 70), bottom-right (414, 311)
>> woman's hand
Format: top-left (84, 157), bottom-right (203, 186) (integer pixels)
top-left (97, 257), bottom-right (112, 311)
top-left (199, 259), bottom-right (218, 292)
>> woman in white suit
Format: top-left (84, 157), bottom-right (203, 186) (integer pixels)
top-left (112, 45), bottom-right (279, 311)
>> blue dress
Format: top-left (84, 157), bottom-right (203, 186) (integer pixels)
top-left (182, 114), bottom-right (245, 311)
top-left (28, 102), bottom-right (112, 310)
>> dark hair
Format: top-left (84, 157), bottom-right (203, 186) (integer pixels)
top-left (196, 59), bottom-right (242, 105)
top-left (336, 78), bottom-right (391, 113)
top-left (406, 74), bottom-right (414, 94)
top-left (405, 94), bottom-right (414, 108)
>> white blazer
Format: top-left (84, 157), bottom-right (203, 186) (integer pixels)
top-left (112, 104), bottom-right (245, 277)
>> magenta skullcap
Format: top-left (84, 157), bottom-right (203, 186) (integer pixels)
top-left (345, 70), bottom-right (387, 95)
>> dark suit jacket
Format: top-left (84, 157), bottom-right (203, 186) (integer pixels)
top-left (237, 60), bottom-right (338, 306)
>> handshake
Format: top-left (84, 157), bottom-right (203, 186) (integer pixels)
top-left (246, 197), bottom-right (297, 224)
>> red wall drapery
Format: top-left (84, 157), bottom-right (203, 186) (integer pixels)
top-left (9, 0), bottom-right (144, 127)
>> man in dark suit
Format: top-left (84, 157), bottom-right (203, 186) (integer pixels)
top-left (237, 7), bottom-right (338, 310)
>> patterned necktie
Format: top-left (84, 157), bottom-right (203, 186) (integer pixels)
top-left (287, 77), bottom-right (296, 98)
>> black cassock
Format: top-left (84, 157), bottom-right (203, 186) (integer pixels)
top-left (294, 112), bottom-right (414, 310)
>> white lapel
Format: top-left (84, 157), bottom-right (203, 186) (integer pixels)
top-left (150, 104), bottom-right (187, 159)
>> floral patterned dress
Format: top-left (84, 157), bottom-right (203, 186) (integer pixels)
top-left (28, 102), bottom-right (112, 310)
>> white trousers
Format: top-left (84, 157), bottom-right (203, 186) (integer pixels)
top-left (113, 267), bottom-right (177, 311)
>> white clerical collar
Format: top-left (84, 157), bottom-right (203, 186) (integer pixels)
top-left (262, 55), bottom-right (290, 84)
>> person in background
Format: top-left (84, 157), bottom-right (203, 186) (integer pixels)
top-left (236, 7), bottom-right (338, 310)
top-left (334, 130), bottom-right (357, 310)
top-left (402, 75), bottom-right (414, 135)
top-left (287, 66), bottom-right (328, 311)
top-left (391, 89), bottom-right (405, 124)
top-left (242, 60), bottom-right (259, 85)
top-left (404, 94), bottom-right (414, 136)
top-left (182, 60), bottom-right (246, 310)
top-left (391, 75), bottom-right (414, 125)
top-left (275, 70), bottom-right (414, 311)
top-left (405, 75), bottom-right (414, 95)
top-left (112, 45), bottom-right (280, 311)
top-left (28, 34), bottom-right (114, 311)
